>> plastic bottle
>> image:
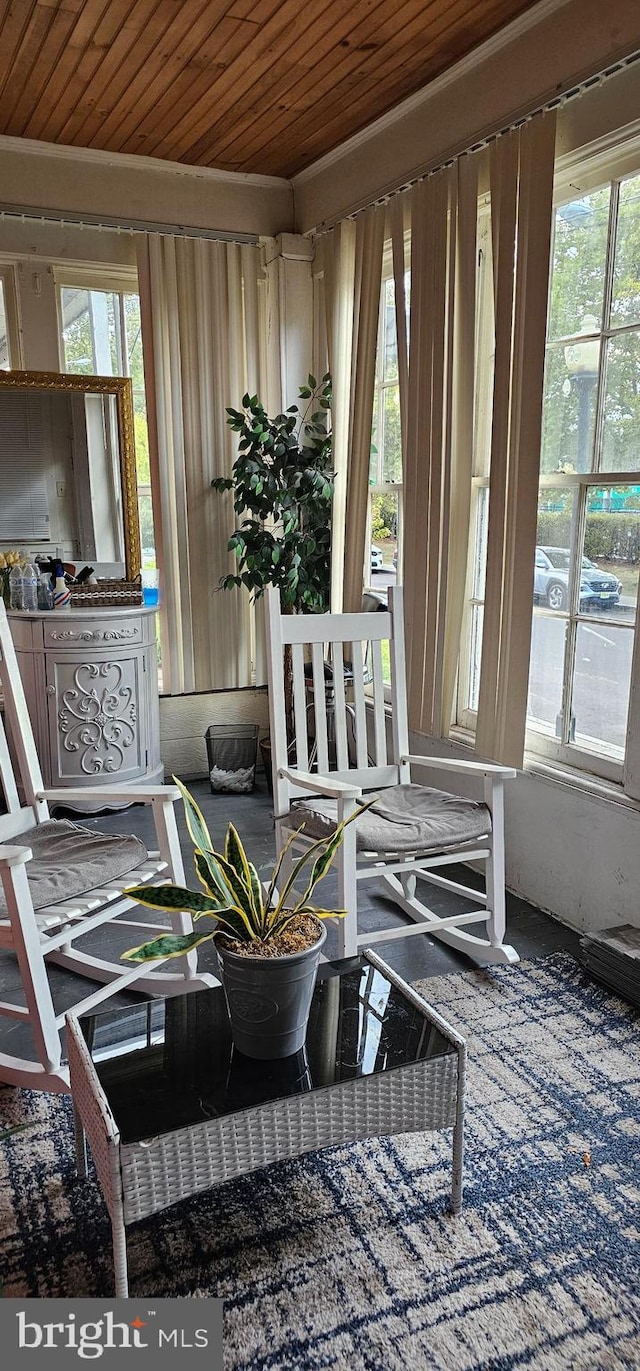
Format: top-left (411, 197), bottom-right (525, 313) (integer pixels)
top-left (9, 563), bottom-right (23, 610)
top-left (53, 571), bottom-right (71, 611)
top-left (21, 563), bottom-right (39, 612)
top-left (38, 573), bottom-right (54, 610)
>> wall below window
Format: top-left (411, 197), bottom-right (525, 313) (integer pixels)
top-left (159, 689), bottom-right (270, 782)
top-left (407, 729), bottom-right (640, 937)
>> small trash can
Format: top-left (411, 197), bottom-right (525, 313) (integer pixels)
top-left (205, 724), bottom-right (259, 794)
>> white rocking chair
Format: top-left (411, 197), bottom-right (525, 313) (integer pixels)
top-left (0, 601), bottom-right (215, 1094)
top-left (264, 585), bottom-right (518, 965)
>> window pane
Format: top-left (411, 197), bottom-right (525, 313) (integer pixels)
top-left (601, 331), bottom-right (640, 472)
top-left (133, 391), bottom-right (150, 484)
top-left (571, 621), bottom-right (633, 758)
top-left (0, 279), bottom-right (9, 369)
top-left (371, 490), bottom-right (398, 572)
top-left (472, 487), bottom-right (489, 600)
top-left (383, 278), bottom-right (398, 382)
top-left (468, 604), bottom-right (483, 712)
top-left (60, 288), bottom-right (96, 373)
top-left (548, 188), bottom-right (610, 341)
top-left (370, 395), bottom-right (379, 484)
top-left (540, 338), bottom-right (600, 474)
top-left (527, 611), bottom-right (567, 737)
top-left (124, 293), bottom-right (145, 389)
top-left (381, 386), bottom-right (402, 483)
top-left (138, 492), bottom-right (156, 565)
top-left (583, 485), bottom-right (639, 623)
top-left (610, 174), bottom-right (640, 329)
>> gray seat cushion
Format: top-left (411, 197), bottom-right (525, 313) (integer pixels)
top-left (291, 783), bottom-right (491, 855)
top-left (0, 819), bottom-right (148, 915)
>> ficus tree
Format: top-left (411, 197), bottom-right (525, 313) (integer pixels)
top-left (211, 373), bottom-right (333, 612)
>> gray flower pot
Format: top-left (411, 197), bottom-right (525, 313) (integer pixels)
top-left (215, 921), bottom-right (327, 1060)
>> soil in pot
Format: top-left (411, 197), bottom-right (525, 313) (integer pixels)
top-left (216, 915), bottom-right (327, 1060)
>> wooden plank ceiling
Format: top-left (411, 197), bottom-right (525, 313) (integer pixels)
top-left (0, 0), bottom-right (541, 179)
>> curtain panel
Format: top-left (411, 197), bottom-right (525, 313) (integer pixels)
top-left (321, 205), bottom-right (385, 613)
top-left (137, 234), bottom-right (263, 695)
top-left (398, 156), bottom-right (479, 739)
top-left (475, 111), bottom-right (557, 767)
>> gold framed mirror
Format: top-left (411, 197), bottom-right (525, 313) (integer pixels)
top-left (0, 369), bottom-right (141, 581)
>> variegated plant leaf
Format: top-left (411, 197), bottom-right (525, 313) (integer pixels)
top-left (194, 849), bottom-right (241, 906)
top-left (274, 802), bottom-right (373, 919)
top-left (124, 883), bottom-right (220, 915)
top-left (122, 931), bottom-right (216, 962)
top-left (264, 824), bottom-right (305, 913)
top-left (173, 776), bottom-right (214, 854)
top-left (224, 824), bottom-right (264, 926)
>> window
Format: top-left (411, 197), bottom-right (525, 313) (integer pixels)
top-left (0, 266), bottom-right (20, 369)
top-left (57, 275), bottom-right (155, 571)
top-left (526, 174), bottom-right (640, 779)
top-left (457, 208), bottom-right (493, 726)
top-left (369, 272), bottom-right (405, 590)
top-left (458, 168), bottom-right (640, 786)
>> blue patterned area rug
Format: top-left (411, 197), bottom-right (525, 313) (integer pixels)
top-left (1, 952), bottom-right (639, 1370)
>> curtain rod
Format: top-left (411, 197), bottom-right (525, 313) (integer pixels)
top-left (311, 46), bottom-right (640, 236)
top-left (0, 203), bottom-right (259, 245)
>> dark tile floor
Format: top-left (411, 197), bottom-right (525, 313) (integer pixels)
top-left (0, 773), bottom-right (581, 1073)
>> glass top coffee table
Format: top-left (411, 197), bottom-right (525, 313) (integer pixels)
top-left (67, 951), bottom-right (466, 1297)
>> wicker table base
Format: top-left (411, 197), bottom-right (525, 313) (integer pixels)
top-left (67, 951), bottom-right (466, 1298)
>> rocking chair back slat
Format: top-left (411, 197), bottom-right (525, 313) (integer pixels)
top-left (350, 640), bottom-right (369, 768)
top-left (310, 641), bottom-right (329, 773)
top-left (291, 642), bottom-right (309, 773)
top-left (330, 641), bottom-right (349, 771)
top-left (370, 639), bottom-right (387, 766)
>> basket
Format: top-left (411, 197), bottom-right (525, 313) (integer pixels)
top-left (205, 724), bottom-right (259, 794)
top-left (68, 580), bottom-right (143, 608)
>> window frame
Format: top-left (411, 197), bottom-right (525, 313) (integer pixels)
top-left (55, 266), bottom-right (153, 560)
top-left (0, 263), bottom-right (22, 369)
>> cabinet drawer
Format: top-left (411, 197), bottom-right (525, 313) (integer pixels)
top-left (43, 617), bottom-right (143, 650)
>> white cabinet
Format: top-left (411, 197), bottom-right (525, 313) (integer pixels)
top-left (8, 606), bottom-right (162, 810)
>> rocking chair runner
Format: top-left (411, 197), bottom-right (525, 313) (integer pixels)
top-left (0, 601), bottom-right (215, 1094)
top-left (264, 585), bottom-right (519, 965)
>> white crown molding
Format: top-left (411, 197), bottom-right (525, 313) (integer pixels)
top-left (0, 133), bottom-right (291, 190)
top-left (292, 0), bottom-right (573, 185)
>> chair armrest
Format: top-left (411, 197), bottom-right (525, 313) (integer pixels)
top-left (0, 843), bottom-right (33, 868)
top-left (37, 785), bottom-right (181, 805)
top-left (277, 767), bottom-right (362, 799)
top-left (402, 755), bottom-right (517, 780)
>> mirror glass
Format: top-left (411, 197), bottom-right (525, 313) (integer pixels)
top-left (0, 371), bottom-right (140, 580)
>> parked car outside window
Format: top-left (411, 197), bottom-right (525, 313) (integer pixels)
top-left (370, 545), bottom-right (384, 572)
top-left (533, 546), bottom-right (622, 611)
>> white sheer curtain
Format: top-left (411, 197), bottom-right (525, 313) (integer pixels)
top-left (137, 234), bottom-right (263, 695)
top-left (321, 204), bottom-right (385, 612)
top-left (475, 111), bottom-right (557, 767)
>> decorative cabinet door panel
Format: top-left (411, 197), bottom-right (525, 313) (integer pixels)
top-left (45, 653), bottom-right (145, 783)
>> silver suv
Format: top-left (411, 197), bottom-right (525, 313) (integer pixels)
top-left (534, 546), bottom-right (622, 611)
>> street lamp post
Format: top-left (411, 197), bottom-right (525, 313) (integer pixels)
top-left (564, 313), bottom-right (600, 471)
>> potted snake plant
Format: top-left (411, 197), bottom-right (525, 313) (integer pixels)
top-left (122, 779), bottom-right (364, 1059)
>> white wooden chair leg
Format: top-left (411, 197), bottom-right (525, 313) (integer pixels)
top-left (337, 822), bottom-right (358, 959)
top-left (3, 863), bottom-right (63, 1074)
top-left (484, 778), bottom-right (506, 949)
top-left (152, 795), bottom-right (197, 980)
